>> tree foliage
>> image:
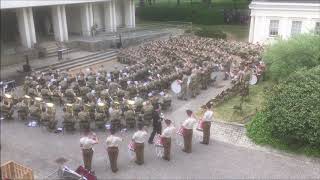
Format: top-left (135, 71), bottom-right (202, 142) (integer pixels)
top-left (248, 66), bottom-right (320, 147)
top-left (263, 34), bottom-right (320, 81)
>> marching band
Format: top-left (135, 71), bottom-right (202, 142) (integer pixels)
top-left (0, 35), bottom-right (265, 174)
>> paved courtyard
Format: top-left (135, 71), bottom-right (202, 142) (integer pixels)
top-left (1, 77), bottom-right (320, 179)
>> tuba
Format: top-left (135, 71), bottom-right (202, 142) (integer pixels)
top-left (84, 103), bottom-right (92, 112)
top-left (24, 95), bottom-right (31, 107)
top-left (96, 102), bottom-right (107, 113)
top-left (46, 102), bottom-right (56, 114)
top-left (34, 97), bottom-right (43, 109)
top-left (126, 99), bottom-right (136, 111)
top-left (65, 103), bottom-right (74, 116)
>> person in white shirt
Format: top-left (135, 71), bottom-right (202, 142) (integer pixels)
top-left (132, 123), bottom-right (148, 165)
top-left (201, 103), bottom-right (214, 145)
top-left (106, 128), bottom-right (123, 173)
top-left (161, 119), bottom-right (175, 160)
top-left (181, 110), bottom-right (197, 153)
top-left (80, 129), bottom-right (99, 171)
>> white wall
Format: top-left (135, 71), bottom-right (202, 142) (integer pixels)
top-left (249, 2), bottom-right (320, 44)
top-left (66, 5), bottom-right (82, 35)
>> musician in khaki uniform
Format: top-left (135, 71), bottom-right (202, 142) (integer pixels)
top-left (161, 119), bottom-right (175, 161)
top-left (132, 123), bottom-right (148, 165)
top-left (181, 110), bottom-right (197, 153)
top-left (201, 103), bottom-right (214, 145)
top-left (80, 130), bottom-right (99, 171)
top-left (106, 128), bottom-right (123, 173)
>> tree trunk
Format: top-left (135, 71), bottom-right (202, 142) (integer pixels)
top-left (177, 0), bottom-right (180, 5)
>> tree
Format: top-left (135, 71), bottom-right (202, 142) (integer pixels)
top-left (263, 34), bottom-right (320, 81)
top-left (248, 66), bottom-right (320, 147)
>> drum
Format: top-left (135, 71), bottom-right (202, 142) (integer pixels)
top-left (170, 80), bottom-right (181, 94)
top-left (127, 141), bottom-right (136, 160)
top-left (249, 74), bottom-right (258, 85)
top-left (154, 134), bottom-right (164, 158)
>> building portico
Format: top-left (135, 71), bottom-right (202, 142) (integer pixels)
top-left (1, 0), bottom-right (136, 49)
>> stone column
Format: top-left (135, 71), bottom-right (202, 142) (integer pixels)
top-left (124, 0), bottom-right (133, 28)
top-left (248, 16), bottom-right (255, 43)
top-left (131, 0), bottom-right (136, 28)
top-left (104, 1), bottom-right (114, 32)
top-left (112, 0), bottom-right (117, 31)
top-left (52, 5), bottom-right (69, 42)
top-left (16, 7), bottom-right (37, 48)
top-left (81, 3), bottom-right (94, 36)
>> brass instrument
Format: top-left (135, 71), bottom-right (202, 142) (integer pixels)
top-left (34, 97), bottom-right (43, 109)
top-left (96, 102), bottom-right (107, 113)
top-left (3, 93), bottom-right (13, 106)
top-left (24, 95), bottom-right (31, 107)
top-left (65, 103), bottom-right (74, 116)
top-left (46, 102), bottom-right (56, 114)
top-left (84, 103), bottom-right (92, 112)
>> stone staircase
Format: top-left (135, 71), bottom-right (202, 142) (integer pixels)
top-left (40, 41), bottom-right (76, 58)
top-left (35, 49), bottom-right (118, 72)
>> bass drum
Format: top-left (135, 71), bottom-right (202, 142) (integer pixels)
top-left (170, 80), bottom-right (182, 94)
top-left (249, 74), bottom-right (258, 85)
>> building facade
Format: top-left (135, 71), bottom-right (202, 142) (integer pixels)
top-left (1, 0), bottom-right (136, 49)
top-left (249, 0), bottom-right (320, 44)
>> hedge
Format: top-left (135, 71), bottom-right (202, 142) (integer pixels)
top-left (247, 66), bottom-right (320, 149)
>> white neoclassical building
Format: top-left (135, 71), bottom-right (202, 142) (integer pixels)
top-left (248, 0), bottom-right (320, 44)
top-left (0, 0), bottom-right (136, 49)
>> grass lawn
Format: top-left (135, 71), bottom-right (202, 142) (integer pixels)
top-left (135, 0), bottom-right (250, 25)
top-left (135, 0), bottom-right (249, 9)
top-left (196, 24), bottom-right (249, 41)
top-left (136, 19), bottom-right (249, 41)
top-left (214, 80), bottom-right (273, 124)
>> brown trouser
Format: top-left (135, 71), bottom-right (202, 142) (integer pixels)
top-left (82, 148), bottom-right (93, 171)
top-left (107, 147), bottom-right (119, 172)
top-left (183, 129), bottom-right (193, 153)
top-left (162, 137), bottom-right (171, 160)
top-left (202, 121), bottom-right (211, 144)
top-left (134, 142), bottom-right (144, 165)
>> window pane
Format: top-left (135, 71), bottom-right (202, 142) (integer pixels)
top-left (315, 22), bottom-right (320, 35)
top-left (269, 20), bottom-right (279, 36)
top-left (291, 21), bottom-right (302, 36)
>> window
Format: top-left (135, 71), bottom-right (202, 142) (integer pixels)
top-left (315, 22), bottom-right (320, 35)
top-left (269, 20), bottom-right (279, 36)
top-left (291, 21), bottom-right (302, 36)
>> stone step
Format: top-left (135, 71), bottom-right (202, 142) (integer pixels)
top-left (35, 50), bottom-right (118, 72)
top-left (46, 48), bottom-right (75, 58)
top-left (66, 52), bottom-right (118, 71)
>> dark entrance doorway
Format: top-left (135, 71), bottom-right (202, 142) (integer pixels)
top-left (33, 6), bottom-right (54, 42)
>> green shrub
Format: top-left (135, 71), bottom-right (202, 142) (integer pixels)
top-left (264, 66), bottom-right (320, 146)
top-left (195, 28), bottom-right (227, 39)
top-left (247, 66), bottom-right (320, 149)
top-left (263, 34), bottom-right (320, 81)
